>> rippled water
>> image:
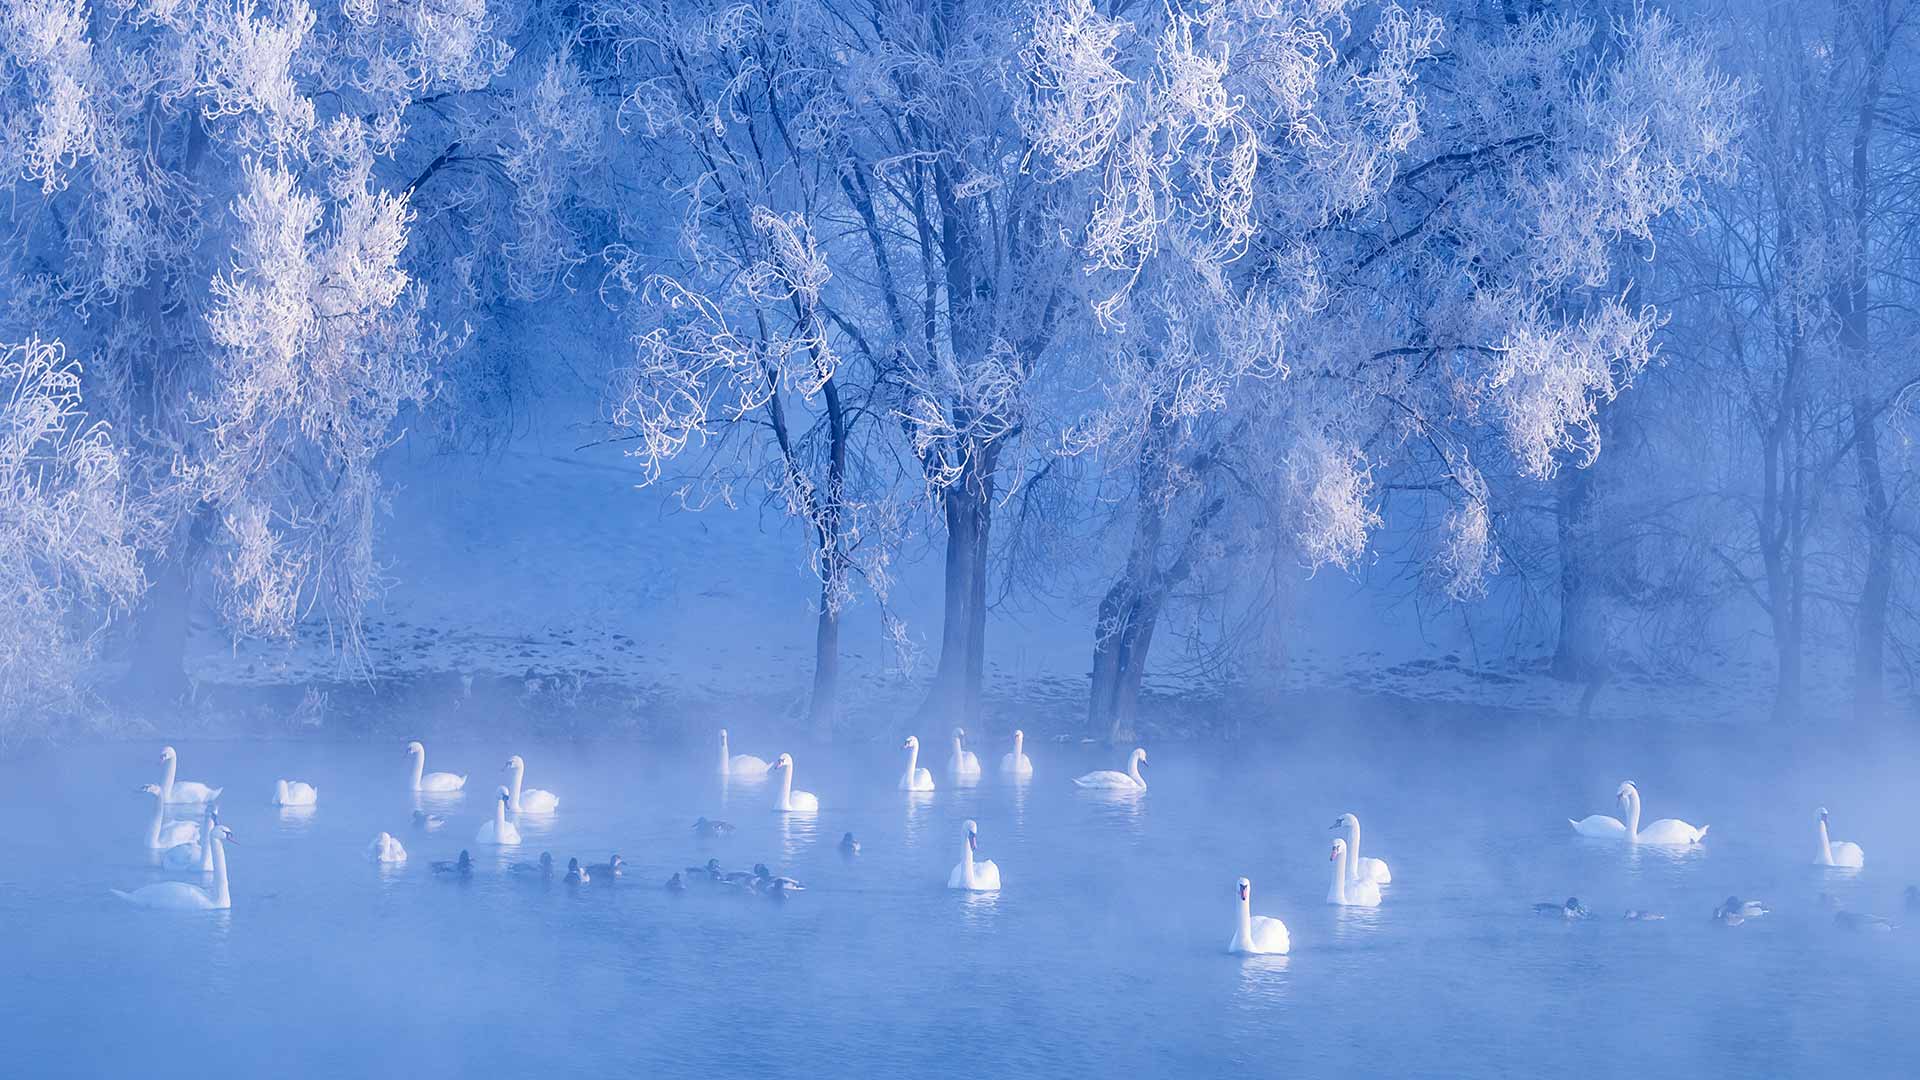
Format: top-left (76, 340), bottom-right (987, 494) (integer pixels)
top-left (4, 722), bottom-right (1917, 1077)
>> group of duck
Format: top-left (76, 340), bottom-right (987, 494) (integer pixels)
top-left (111, 735), bottom-right (1912, 951)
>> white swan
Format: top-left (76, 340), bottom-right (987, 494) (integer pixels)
top-left (1074, 747), bottom-right (1147, 789)
top-left (158, 746), bottom-right (222, 805)
top-left (719, 729), bottom-right (770, 778)
top-left (272, 779), bottom-right (317, 807)
top-left (769, 753), bottom-right (818, 813)
top-left (1327, 838), bottom-right (1381, 907)
top-left (503, 755), bottom-right (559, 814)
top-left (368, 831), bottom-right (407, 863)
top-left (475, 787), bottom-right (522, 845)
top-left (1618, 781), bottom-right (1708, 845)
top-left (1229, 877), bottom-right (1290, 955)
top-left (139, 784), bottom-right (200, 850)
top-left (1000, 729), bottom-right (1034, 778)
top-left (406, 741), bottom-right (467, 793)
top-left (949, 728), bottom-right (983, 780)
top-left (116, 824), bottom-right (234, 910)
top-left (1815, 807), bottom-right (1865, 868)
top-left (160, 809), bottom-right (218, 871)
top-left (1332, 813), bottom-right (1392, 885)
top-left (899, 736), bottom-right (936, 792)
top-left (946, 819), bottom-right (1001, 891)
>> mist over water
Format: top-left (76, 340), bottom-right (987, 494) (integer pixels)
top-left (8, 720), bottom-right (1918, 1078)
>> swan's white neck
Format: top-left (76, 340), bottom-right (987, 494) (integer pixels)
top-left (1818, 818), bottom-right (1834, 865)
top-left (508, 764), bottom-right (525, 811)
top-left (775, 764), bottom-right (794, 810)
top-left (494, 796), bottom-right (509, 831)
top-left (1345, 818), bottom-right (1364, 881)
top-left (1128, 753), bottom-right (1145, 786)
top-left (952, 733), bottom-right (964, 759)
top-left (959, 834), bottom-right (977, 887)
top-left (1014, 731), bottom-right (1024, 757)
top-left (1623, 789), bottom-right (1642, 842)
top-left (1237, 893), bottom-right (1254, 941)
top-left (903, 742), bottom-right (921, 783)
top-left (409, 751), bottom-right (425, 790)
top-left (210, 831), bottom-right (230, 909)
top-left (1330, 848), bottom-right (1350, 902)
top-left (201, 821), bottom-right (215, 871)
top-left (718, 732), bottom-right (730, 774)
top-left (160, 756), bottom-right (177, 801)
top-left (145, 793), bottom-right (165, 846)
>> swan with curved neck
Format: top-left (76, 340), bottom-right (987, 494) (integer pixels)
top-left (769, 754), bottom-right (818, 813)
top-left (1229, 877), bottom-right (1290, 955)
top-left (1332, 813), bottom-right (1392, 885)
top-left (157, 747), bottom-right (221, 805)
top-left (406, 741), bottom-right (467, 793)
top-left (946, 819), bottom-right (1001, 891)
top-left (139, 784), bottom-right (200, 850)
top-left (476, 787), bottom-right (522, 845)
top-left (1616, 781), bottom-right (1708, 845)
top-left (1327, 838), bottom-right (1381, 907)
top-left (503, 755), bottom-right (559, 813)
top-left (368, 832), bottom-right (407, 863)
top-left (899, 736), bottom-right (936, 791)
top-left (718, 729), bottom-right (770, 778)
top-left (1074, 748), bottom-right (1147, 789)
top-left (1000, 729), bottom-right (1034, 778)
top-left (949, 728), bottom-right (982, 780)
top-left (272, 779), bottom-right (317, 807)
top-left (1569, 782), bottom-right (1632, 839)
top-left (160, 808), bottom-right (219, 871)
top-left (1815, 807), bottom-right (1864, 868)
top-left (116, 825), bottom-right (234, 910)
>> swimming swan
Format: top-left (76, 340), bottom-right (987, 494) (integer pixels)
top-left (116, 825), bottom-right (234, 910)
top-left (139, 784), bottom-right (200, 850)
top-left (157, 747), bottom-right (222, 805)
top-left (1332, 813), bottom-right (1392, 885)
top-left (899, 736), bottom-right (936, 792)
top-left (1570, 781), bottom-right (1708, 845)
top-left (1000, 729), bottom-right (1034, 778)
top-left (769, 754), bottom-right (818, 813)
top-left (1815, 807), bottom-right (1865, 868)
top-left (475, 787), bottom-right (522, 845)
top-left (1569, 782), bottom-right (1632, 839)
top-left (718, 729), bottom-right (770, 778)
top-left (160, 809), bottom-right (219, 871)
top-left (1074, 748), bottom-right (1147, 789)
top-left (272, 779), bottom-right (317, 807)
top-left (947, 819), bottom-right (1001, 891)
top-left (1229, 877), bottom-right (1291, 955)
top-left (949, 728), bottom-right (982, 781)
top-left (1327, 838), bottom-right (1381, 907)
top-left (368, 832), bottom-right (407, 863)
top-left (406, 741), bottom-right (467, 793)
top-left (503, 755), bottom-right (559, 814)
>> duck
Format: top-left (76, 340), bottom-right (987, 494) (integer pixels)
top-left (1533, 897), bottom-right (1591, 919)
top-left (839, 832), bottom-right (861, 856)
top-left (115, 824), bottom-right (235, 910)
top-left (898, 736), bottom-right (936, 792)
top-left (1326, 838), bottom-right (1381, 907)
top-left (693, 817), bottom-right (735, 838)
top-left (412, 810), bottom-right (447, 831)
top-left (588, 854), bottom-right (624, 881)
top-left (666, 872), bottom-right (687, 893)
top-left (503, 755), bottom-right (559, 814)
top-left (1713, 896), bottom-right (1768, 925)
top-left (753, 863), bottom-right (805, 891)
top-left (565, 858), bottom-right (590, 885)
top-left (762, 878), bottom-right (803, 900)
top-left (1000, 729), bottom-right (1034, 778)
top-left (719, 728), bottom-right (771, 778)
top-left (947, 819), bottom-right (1001, 891)
top-left (138, 784), bottom-right (201, 850)
top-left (1814, 807), bottom-right (1865, 868)
top-left (948, 728), bottom-right (982, 781)
top-left (1073, 747), bottom-right (1147, 790)
top-left (367, 832), bottom-right (407, 863)
top-left (157, 746), bottom-right (222, 805)
top-left (405, 741), bottom-right (467, 793)
top-left (475, 787), bottom-right (522, 846)
top-left (509, 852), bottom-right (555, 878)
top-left (271, 779), bottom-right (318, 807)
top-left (769, 753), bottom-right (818, 813)
top-left (431, 850), bottom-right (474, 877)
top-left (1228, 877), bottom-right (1290, 955)
top-left (684, 857), bottom-right (723, 881)
top-left (1331, 813), bottom-right (1392, 885)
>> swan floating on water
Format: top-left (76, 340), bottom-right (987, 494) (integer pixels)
top-left (899, 736), bottom-right (936, 792)
top-left (503, 755), bottom-right (559, 814)
top-left (718, 729), bottom-right (770, 778)
top-left (947, 819), bottom-right (1001, 891)
top-left (949, 728), bottom-right (982, 781)
top-left (115, 824), bottom-right (234, 910)
top-left (272, 779), bottom-right (317, 807)
top-left (769, 753), bottom-right (818, 813)
top-left (475, 787), bottom-right (522, 845)
top-left (1001, 729), bottom-right (1034, 778)
top-left (1327, 838), bottom-right (1380, 907)
top-left (368, 832), bottom-right (407, 863)
top-left (139, 784), bottom-right (201, 850)
top-left (1332, 813), bottom-right (1392, 885)
top-left (1074, 748), bottom-right (1147, 790)
top-left (158, 747), bottom-right (222, 805)
top-left (1570, 781), bottom-right (1707, 845)
top-left (1229, 877), bottom-right (1290, 955)
top-left (1814, 807), bottom-right (1864, 868)
top-left (406, 741), bottom-right (467, 793)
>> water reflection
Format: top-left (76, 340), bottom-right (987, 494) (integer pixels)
top-left (903, 789), bottom-right (934, 848)
top-left (1080, 786), bottom-right (1147, 833)
top-left (778, 810), bottom-right (817, 860)
top-left (957, 888), bottom-right (1001, 927)
top-left (275, 805), bottom-right (317, 832)
top-left (1233, 953), bottom-right (1293, 1003)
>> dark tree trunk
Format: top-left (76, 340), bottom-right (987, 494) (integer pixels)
top-left (1551, 463), bottom-right (1608, 682)
top-left (920, 447), bottom-right (997, 727)
top-left (809, 603), bottom-right (840, 738)
top-left (805, 379), bottom-right (850, 741)
top-left (1852, 396), bottom-right (1891, 721)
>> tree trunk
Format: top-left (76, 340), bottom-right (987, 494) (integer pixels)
top-left (804, 378), bottom-right (850, 741)
top-left (809, 602), bottom-right (840, 739)
top-left (1551, 463), bottom-right (1608, 682)
top-left (1852, 396), bottom-right (1891, 721)
top-left (920, 446), bottom-right (997, 727)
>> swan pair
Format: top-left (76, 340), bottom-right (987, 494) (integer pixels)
top-left (1229, 878), bottom-right (1290, 955)
top-left (1331, 813), bottom-right (1391, 886)
top-left (503, 755), bottom-right (558, 813)
top-left (1815, 807), bottom-right (1864, 868)
top-left (770, 753), bottom-right (818, 813)
top-left (1569, 781), bottom-right (1708, 845)
top-left (116, 824), bottom-right (235, 910)
top-left (718, 729), bottom-right (771, 778)
top-left (476, 788), bottom-right (522, 845)
top-left (1074, 748), bottom-right (1146, 790)
top-left (406, 741), bottom-right (467, 793)
top-left (157, 746), bottom-right (221, 804)
top-left (947, 819), bottom-right (1001, 891)
top-left (368, 832), bottom-right (408, 863)
top-left (272, 779), bottom-right (317, 807)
